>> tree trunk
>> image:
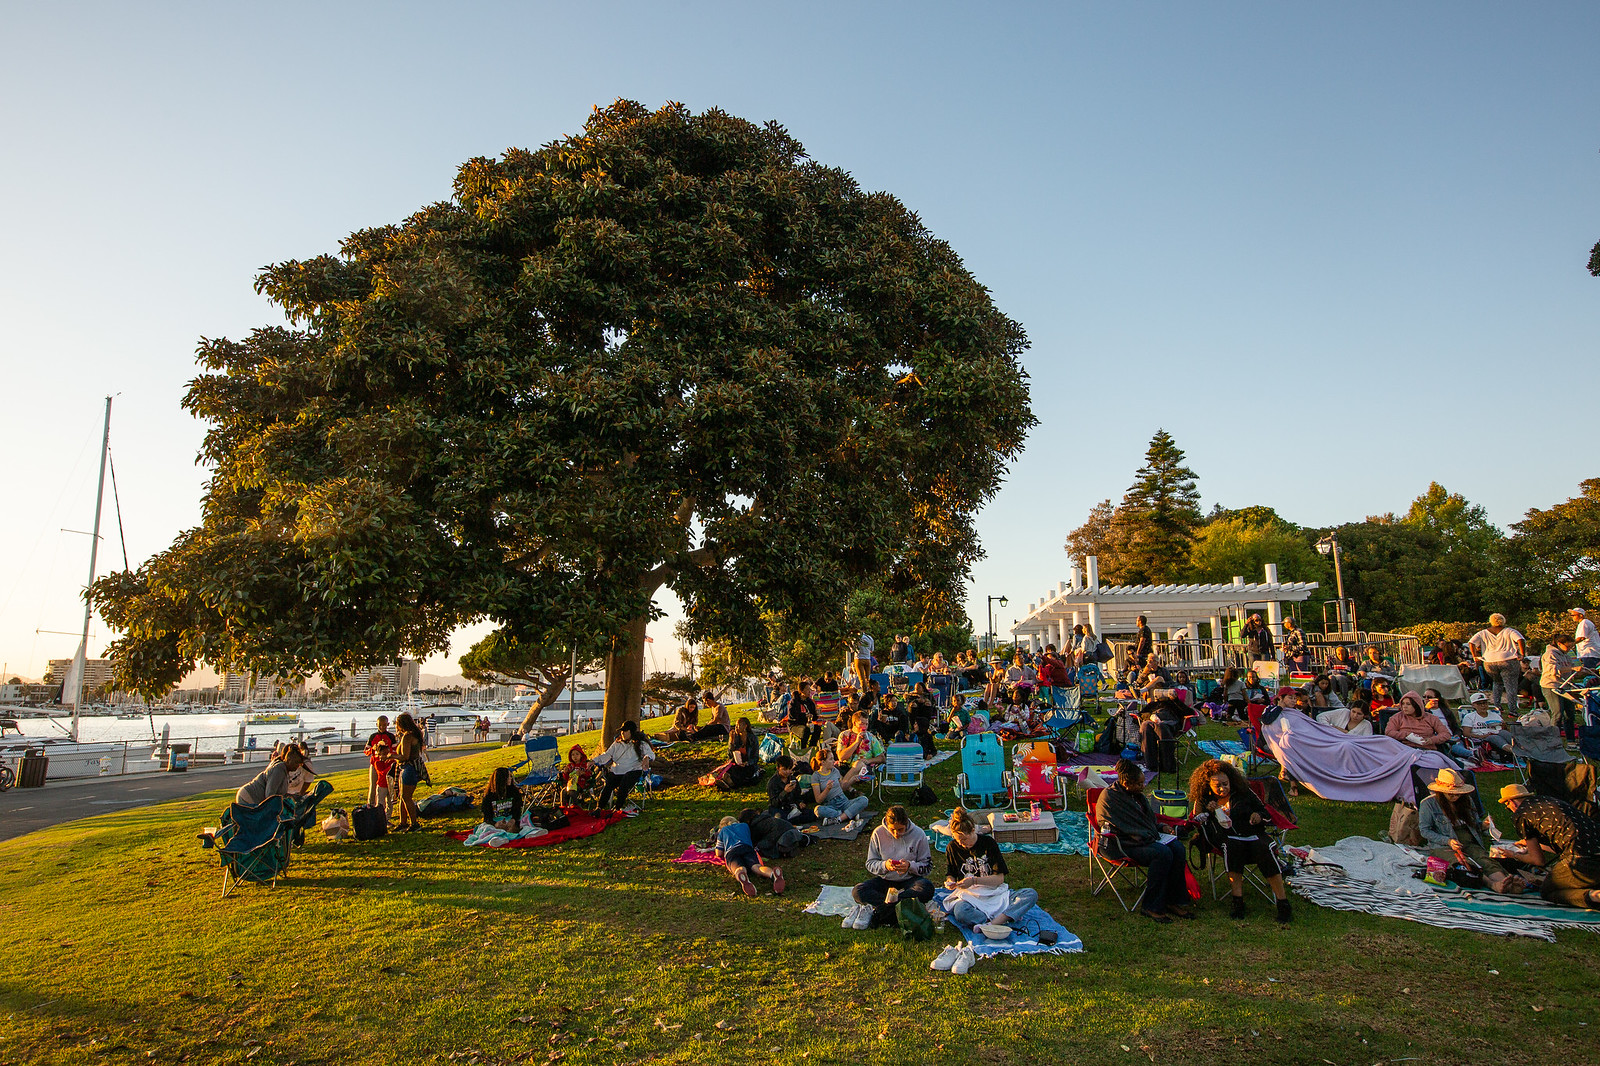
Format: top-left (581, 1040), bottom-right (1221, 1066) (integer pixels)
top-left (516, 668), bottom-right (572, 733)
top-left (601, 610), bottom-right (650, 747)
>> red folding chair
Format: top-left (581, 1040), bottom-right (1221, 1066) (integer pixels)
top-left (1085, 786), bottom-right (1146, 912)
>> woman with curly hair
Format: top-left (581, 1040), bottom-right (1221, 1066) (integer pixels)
top-left (1188, 758), bottom-right (1291, 923)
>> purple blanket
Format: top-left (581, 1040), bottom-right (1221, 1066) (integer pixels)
top-left (1262, 711), bottom-right (1453, 804)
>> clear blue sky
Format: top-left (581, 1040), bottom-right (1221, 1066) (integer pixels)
top-left (1, 2), bottom-right (1595, 681)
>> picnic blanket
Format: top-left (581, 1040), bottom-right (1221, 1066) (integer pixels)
top-left (931, 888), bottom-right (1083, 958)
top-left (1261, 709), bottom-right (1454, 803)
top-left (804, 813), bottom-right (878, 842)
top-left (1464, 759), bottom-right (1518, 774)
top-left (1288, 835), bottom-right (1596, 941)
top-left (673, 844), bottom-right (724, 865)
top-left (803, 883), bottom-right (859, 917)
top-left (923, 750), bottom-right (959, 769)
top-left (1197, 740), bottom-right (1248, 759)
top-left (927, 810), bottom-right (1091, 857)
top-left (1436, 889), bottom-right (1600, 931)
top-left (446, 808), bottom-right (626, 849)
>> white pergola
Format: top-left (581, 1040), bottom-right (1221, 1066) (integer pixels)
top-left (1008, 557), bottom-right (1319, 651)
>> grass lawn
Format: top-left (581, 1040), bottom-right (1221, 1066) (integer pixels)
top-left (2, 713), bottom-right (1597, 1066)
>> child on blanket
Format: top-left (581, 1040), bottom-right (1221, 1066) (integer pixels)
top-left (481, 766), bottom-right (522, 831)
top-left (930, 806), bottom-right (1039, 938)
top-left (714, 815), bottom-right (785, 897)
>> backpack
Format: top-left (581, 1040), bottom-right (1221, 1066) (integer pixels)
top-left (758, 734), bottom-right (785, 763)
top-left (914, 783), bottom-right (938, 806)
top-left (1091, 640), bottom-right (1113, 664)
top-left (1388, 802), bottom-right (1422, 847)
top-left (897, 897), bottom-right (935, 942)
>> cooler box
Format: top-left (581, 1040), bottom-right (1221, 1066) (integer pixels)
top-left (163, 743), bottom-right (191, 772)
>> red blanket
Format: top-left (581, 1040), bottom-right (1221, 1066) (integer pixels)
top-left (444, 807), bottom-right (627, 849)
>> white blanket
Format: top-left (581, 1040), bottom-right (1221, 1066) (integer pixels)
top-left (941, 882), bottom-right (1014, 922)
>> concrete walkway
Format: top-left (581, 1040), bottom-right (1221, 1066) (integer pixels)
top-left (0, 743), bottom-right (500, 842)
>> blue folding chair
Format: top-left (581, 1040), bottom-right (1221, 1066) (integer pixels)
top-left (955, 732), bottom-right (1010, 808)
top-left (511, 735), bottom-right (562, 804)
top-left (928, 673), bottom-right (956, 710)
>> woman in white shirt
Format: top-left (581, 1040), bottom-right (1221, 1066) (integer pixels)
top-left (593, 721), bottom-right (654, 811)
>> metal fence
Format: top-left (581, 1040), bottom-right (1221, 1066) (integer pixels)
top-left (1108, 632), bottom-right (1425, 681)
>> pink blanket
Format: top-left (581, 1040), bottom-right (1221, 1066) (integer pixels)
top-left (1262, 710), bottom-right (1454, 804)
top-left (673, 843), bottom-right (763, 866)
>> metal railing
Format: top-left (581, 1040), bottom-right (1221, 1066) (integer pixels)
top-left (1107, 632), bottom-right (1425, 681)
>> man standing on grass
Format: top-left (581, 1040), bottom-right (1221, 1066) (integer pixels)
top-left (364, 715), bottom-right (396, 812)
top-left (852, 631), bottom-right (875, 691)
top-left (1134, 615), bottom-right (1154, 669)
top-left (1469, 614), bottom-right (1526, 718)
top-left (1573, 608), bottom-right (1600, 670)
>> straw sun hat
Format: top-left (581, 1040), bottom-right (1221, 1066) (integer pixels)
top-left (1427, 768), bottom-right (1475, 796)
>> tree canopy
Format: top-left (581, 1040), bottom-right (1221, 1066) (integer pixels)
top-left (94, 101), bottom-right (1034, 739)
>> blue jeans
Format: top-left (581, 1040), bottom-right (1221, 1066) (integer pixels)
top-left (948, 887), bottom-right (1039, 926)
top-left (1486, 661), bottom-right (1521, 716)
top-left (817, 794), bottom-right (869, 821)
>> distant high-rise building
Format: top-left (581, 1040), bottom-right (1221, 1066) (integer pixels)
top-left (48, 658), bottom-right (115, 701)
top-left (336, 659), bottom-right (420, 699)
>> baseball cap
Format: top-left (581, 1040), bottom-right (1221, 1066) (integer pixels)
top-left (1468, 692), bottom-right (1489, 704)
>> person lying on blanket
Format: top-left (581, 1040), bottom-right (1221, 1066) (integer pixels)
top-left (844, 805), bottom-right (934, 930)
top-left (1417, 768), bottom-right (1523, 894)
top-left (809, 746), bottom-right (870, 827)
top-left (1496, 784), bottom-right (1600, 909)
top-left (713, 815), bottom-right (785, 897)
top-left (929, 805), bottom-right (1040, 938)
top-left (1095, 758), bottom-right (1192, 923)
top-left (1189, 758), bottom-right (1292, 923)
top-left (481, 766), bottom-right (523, 832)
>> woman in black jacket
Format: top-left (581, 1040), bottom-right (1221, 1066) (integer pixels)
top-left (1188, 759), bottom-right (1290, 923)
top-left (727, 718), bottom-right (761, 786)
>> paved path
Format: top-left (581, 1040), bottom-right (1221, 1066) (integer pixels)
top-left (0, 744), bottom-right (499, 842)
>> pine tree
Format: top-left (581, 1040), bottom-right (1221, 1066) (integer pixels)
top-left (1112, 429), bottom-right (1201, 584)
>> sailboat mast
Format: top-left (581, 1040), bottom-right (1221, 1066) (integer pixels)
top-left (71, 396), bottom-right (113, 742)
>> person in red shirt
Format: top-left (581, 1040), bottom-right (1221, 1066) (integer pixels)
top-left (364, 715), bottom-right (397, 812)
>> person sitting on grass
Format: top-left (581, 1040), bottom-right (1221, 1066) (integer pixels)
top-left (1095, 757), bottom-right (1192, 922)
top-left (930, 806), bottom-right (1039, 938)
top-left (725, 717), bottom-right (761, 788)
top-left (1418, 769), bottom-right (1524, 894)
top-left (767, 754), bottom-right (811, 820)
top-left (809, 745), bottom-right (870, 827)
top-left (592, 721), bottom-right (653, 812)
top-left (786, 681), bottom-right (819, 749)
top-left (559, 744), bottom-right (596, 807)
top-left (874, 694), bottom-right (910, 744)
top-left (1189, 758), bottom-right (1292, 923)
top-left (663, 697), bottom-right (700, 742)
top-left (714, 815), bottom-right (784, 897)
top-left (1497, 784), bottom-right (1600, 909)
top-left (695, 691), bottom-right (731, 740)
top-left (481, 766), bottom-right (522, 831)
top-left (837, 711), bottom-right (886, 774)
top-left (845, 805), bottom-right (934, 929)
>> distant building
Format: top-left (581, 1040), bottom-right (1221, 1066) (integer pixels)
top-left (47, 658), bottom-right (115, 701)
top-left (335, 659), bottom-right (421, 700)
top-left (221, 673), bottom-right (307, 702)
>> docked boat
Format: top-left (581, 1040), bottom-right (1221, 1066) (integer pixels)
top-left (247, 711), bottom-right (301, 725)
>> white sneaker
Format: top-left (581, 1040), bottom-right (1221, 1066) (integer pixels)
top-left (852, 905), bottom-right (874, 930)
top-left (930, 944), bottom-right (962, 971)
top-left (841, 904), bottom-right (862, 929)
top-left (950, 945), bottom-right (976, 975)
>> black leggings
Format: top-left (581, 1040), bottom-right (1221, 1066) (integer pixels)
top-left (852, 875), bottom-right (935, 925)
top-left (598, 769), bottom-right (641, 810)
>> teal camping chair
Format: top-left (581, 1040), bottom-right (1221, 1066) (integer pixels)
top-left (212, 780), bottom-right (334, 898)
top-left (955, 732), bottom-right (1009, 808)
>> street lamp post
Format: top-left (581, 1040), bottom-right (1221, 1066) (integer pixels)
top-left (1316, 533), bottom-right (1350, 635)
top-left (986, 595), bottom-right (1008, 654)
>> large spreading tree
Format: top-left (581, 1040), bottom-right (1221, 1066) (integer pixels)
top-left (94, 101), bottom-right (1035, 742)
